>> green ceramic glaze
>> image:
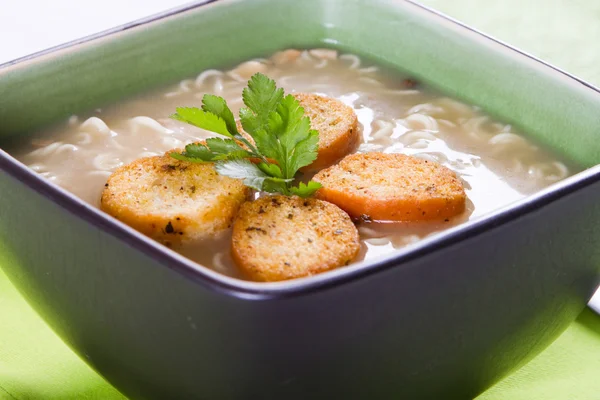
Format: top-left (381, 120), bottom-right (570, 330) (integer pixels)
top-left (0, 0), bottom-right (325, 140)
top-left (1, 1), bottom-right (600, 399)
top-left (2, 0), bottom-right (600, 166)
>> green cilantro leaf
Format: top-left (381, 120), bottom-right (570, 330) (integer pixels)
top-left (170, 72), bottom-right (321, 197)
top-left (289, 181), bottom-right (322, 198)
top-left (262, 180), bottom-right (289, 195)
top-left (272, 94), bottom-right (311, 151)
top-left (238, 107), bottom-right (261, 134)
top-left (170, 107), bottom-right (231, 137)
top-left (171, 141), bottom-right (252, 163)
top-left (205, 138), bottom-right (245, 154)
top-left (170, 152), bottom-right (205, 163)
top-left (257, 162), bottom-right (283, 178)
top-left (289, 129), bottom-right (319, 173)
top-left (215, 159), bottom-right (291, 192)
top-left (215, 159), bottom-right (268, 191)
top-left (211, 150), bottom-right (254, 161)
top-left (201, 94), bottom-right (240, 136)
top-left (242, 74), bottom-right (284, 130)
top-left (248, 126), bottom-right (282, 163)
top-left (169, 143), bottom-right (214, 163)
top-left (254, 93), bottom-right (315, 179)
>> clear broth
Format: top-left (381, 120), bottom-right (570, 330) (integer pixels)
top-left (12, 49), bottom-right (578, 279)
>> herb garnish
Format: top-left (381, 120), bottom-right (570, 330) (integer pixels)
top-left (170, 73), bottom-right (322, 198)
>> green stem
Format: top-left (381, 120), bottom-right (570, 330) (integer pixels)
top-left (235, 135), bottom-right (269, 164)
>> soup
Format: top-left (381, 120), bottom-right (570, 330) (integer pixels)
top-left (12, 49), bottom-right (577, 279)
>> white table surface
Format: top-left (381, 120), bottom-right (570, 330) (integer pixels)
top-left (591, 289), bottom-right (600, 314)
top-left (0, 0), bottom-right (185, 64)
top-left (1, 0), bottom-right (599, 313)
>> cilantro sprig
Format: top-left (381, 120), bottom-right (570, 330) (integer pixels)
top-left (169, 73), bottom-right (321, 197)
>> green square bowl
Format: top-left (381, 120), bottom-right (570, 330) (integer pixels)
top-left (1, 0), bottom-right (600, 398)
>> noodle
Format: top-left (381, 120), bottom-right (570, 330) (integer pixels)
top-left (339, 54), bottom-right (361, 69)
top-left (195, 69), bottom-right (224, 87)
top-left (403, 113), bottom-right (439, 131)
top-left (309, 49), bottom-right (338, 60)
top-left (13, 49), bottom-right (576, 278)
top-left (80, 117), bottom-right (111, 135)
top-left (230, 61), bottom-right (268, 80)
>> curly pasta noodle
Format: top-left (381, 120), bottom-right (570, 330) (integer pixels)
top-left (14, 49), bottom-right (575, 277)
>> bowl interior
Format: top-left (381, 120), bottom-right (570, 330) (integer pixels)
top-left (1, 0), bottom-right (600, 169)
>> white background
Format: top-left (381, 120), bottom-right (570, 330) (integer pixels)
top-left (0, 0), bottom-right (185, 64)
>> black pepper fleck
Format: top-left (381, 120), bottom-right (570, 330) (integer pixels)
top-left (246, 227), bottom-right (267, 234)
top-left (165, 222), bottom-right (175, 234)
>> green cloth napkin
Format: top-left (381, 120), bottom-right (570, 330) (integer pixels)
top-left (2, 0), bottom-right (600, 399)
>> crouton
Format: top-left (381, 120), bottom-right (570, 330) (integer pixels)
top-left (101, 155), bottom-right (251, 247)
top-left (295, 93), bottom-right (359, 171)
top-left (236, 93), bottom-right (359, 171)
top-left (231, 195), bottom-right (360, 282)
top-left (313, 152), bottom-right (466, 221)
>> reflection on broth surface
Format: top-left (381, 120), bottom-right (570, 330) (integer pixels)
top-left (13, 49), bottom-right (577, 279)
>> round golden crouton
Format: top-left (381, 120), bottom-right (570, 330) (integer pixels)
top-left (101, 155), bottom-right (251, 247)
top-left (313, 152), bottom-right (466, 222)
top-left (236, 93), bottom-right (359, 171)
top-left (294, 93), bottom-right (360, 171)
top-left (231, 195), bottom-right (360, 282)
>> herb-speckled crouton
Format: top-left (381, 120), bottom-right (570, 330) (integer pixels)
top-left (313, 152), bottom-right (466, 221)
top-left (101, 155), bottom-right (251, 247)
top-left (231, 195), bottom-right (360, 281)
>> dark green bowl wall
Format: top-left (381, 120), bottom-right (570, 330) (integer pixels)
top-left (2, 0), bottom-right (600, 166)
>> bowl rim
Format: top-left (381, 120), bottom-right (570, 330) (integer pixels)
top-left (2, 0), bottom-right (600, 299)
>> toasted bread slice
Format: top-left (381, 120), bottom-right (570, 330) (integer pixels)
top-left (236, 93), bottom-right (359, 171)
top-left (231, 195), bottom-right (360, 281)
top-left (313, 152), bottom-right (466, 221)
top-left (294, 93), bottom-right (360, 171)
top-left (101, 155), bottom-right (251, 247)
